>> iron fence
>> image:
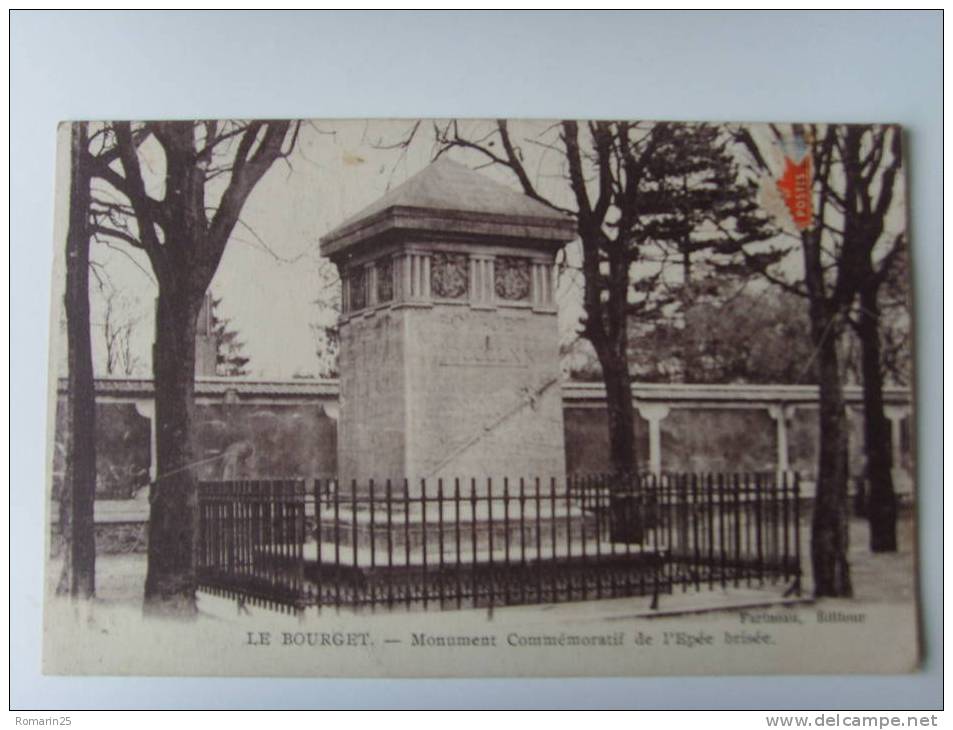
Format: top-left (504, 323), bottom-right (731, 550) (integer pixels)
top-left (197, 473), bottom-right (801, 615)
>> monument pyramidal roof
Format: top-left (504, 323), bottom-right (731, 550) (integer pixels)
top-left (320, 157), bottom-right (576, 257)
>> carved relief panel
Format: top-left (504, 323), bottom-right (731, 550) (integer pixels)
top-left (349, 266), bottom-right (367, 311)
top-left (494, 256), bottom-right (531, 301)
top-left (431, 252), bottom-right (469, 299)
top-left (376, 257), bottom-right (393, 303)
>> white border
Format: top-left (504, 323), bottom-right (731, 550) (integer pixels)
top-left (9, 9), bottom-right (943, 709)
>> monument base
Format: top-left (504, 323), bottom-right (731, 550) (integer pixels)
top-left (241, 501), bottom-right (671, 612)
top-left (314, 501), bottom-right (603, 561)
top-left (291, 504), bottom-right (665, 609)
top-left (300, 549), bottom-right (666, 610)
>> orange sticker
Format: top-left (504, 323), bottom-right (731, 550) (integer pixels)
top-left (776, 156), bottom-right (813, 230)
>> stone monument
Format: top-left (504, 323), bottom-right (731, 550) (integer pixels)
top-left (320, 158), bottom-right (576, 490)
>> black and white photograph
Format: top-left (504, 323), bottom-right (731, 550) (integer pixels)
top-left (43, 116), bottom-right (920, 677)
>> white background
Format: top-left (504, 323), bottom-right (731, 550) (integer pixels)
top-left (10, 10), bottom-right (942, 709)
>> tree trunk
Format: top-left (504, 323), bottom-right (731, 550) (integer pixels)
top-left (802, 228), bottom-right (852, 598)
top-left (809, 322), bottom-right (853, 596)
top-left (143, 286), bottom-right (201, 617)
top-left (60, 121), bottom-right (96, 599)
top-left (857, 282), bottom-right (897, 552)
top-left (593, 331), bottom-right (642, 542)
top-left (602, 354), bottom-right (637, 479)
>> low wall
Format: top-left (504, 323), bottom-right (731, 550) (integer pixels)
top-left (51, 378), bottom-right (339, 501)
top-left (52, 377), bottom-right (915, 502)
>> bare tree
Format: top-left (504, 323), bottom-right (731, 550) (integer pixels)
top-left (872, 247), bottom-right (913, 388)
top-left (88, 120), bottom-right (299, 617)
top-left (733, 123), bottom-right (888, 596)
top-left (837, 125), bottom-right (906, 552)
top-left (59, 121), bottom-right (96, 599)
top-left (800, 127), bottom-right (854, 596)
top-left (94, 278), bottom-right (142, 376)
top-left (309, 255), bottom-right (341, 378)
top-left (734, 123), bottom-right (908, 594)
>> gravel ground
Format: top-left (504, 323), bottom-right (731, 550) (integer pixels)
top-left (803, 505), bottom-right (918, 604)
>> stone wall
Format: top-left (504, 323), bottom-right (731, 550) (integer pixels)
top-left (191, 402), bottom-right (337, 481)
top-left (51, 379), bottom-right (916, 504)
top-left (52, 396), bottom-right (337, 499)
top-left (660, 408), bottom-right (776, 474)
top-left (563, 406), bottom-right (650, 475)
top-left (51, 401), bottom-right (151, 500)
top-left (788, 406), bottom-right (868, 481)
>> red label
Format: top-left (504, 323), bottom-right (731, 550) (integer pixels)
top-left (776, 156), bottom-right (813, 230)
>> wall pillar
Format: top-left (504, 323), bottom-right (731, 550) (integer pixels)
top-left (531, 259), bottom-right (557, 311)
top-left (134, 399), bottom-right (157, 482)
top-left (885, 406), bottom-right (906, 471)
top-left (768, 404), bottom-right (794, 476)
top-left (365, 262), bottom-right (377, 307)
top-left (469, 253), bottom-right (495, 308)
top-left (637, 404), bottom-right (670, 475)
top-left (405, 251), bottom-right (432, 301)
top-left (401, 252), bottom-right (413, 301)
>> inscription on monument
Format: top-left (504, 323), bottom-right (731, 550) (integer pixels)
top-left (436, 336), bottom-right (530, 368)
top-left (434, 313), bottom-right (530, 367)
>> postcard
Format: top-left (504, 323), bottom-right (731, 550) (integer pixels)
top-left (44, 118), bottom-right (918, 676)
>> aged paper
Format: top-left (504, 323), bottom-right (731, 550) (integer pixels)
top-left (44, 118), bottom-right (918, 677)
